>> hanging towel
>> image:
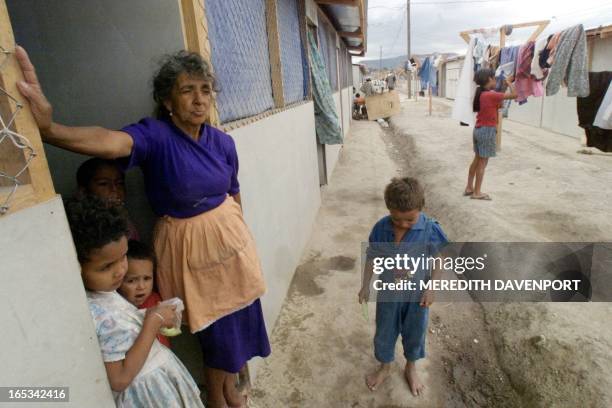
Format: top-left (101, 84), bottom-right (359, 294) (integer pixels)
top-left (546, 24), bottom-right (590, 97)
top-left (483, 45), bottom-right (500, 70)
top-left (452, 38), bottom-right (477, 126)
top-left (538, 35), bottom-right (554, 69)
top-left (419, 56), bottom-right (437, 89)
top-left (577, 72), bottom-right (612, 152)
top-left (307, 31), bottom-right (343, 145)
top-left (515, 41), bottom-right (543, 105)
top-left (495, 46), bottom-right (520, 116)
top-left (531, 36), bottom-right (549, 80)
top-left (496, 46), bottom-right (520, 90)
top-left (545, 32), bottom-right (563, 67)
top-left (473, 38), bottom-right (486, 66)
top-left (594, 82), bottom-right (612, 130)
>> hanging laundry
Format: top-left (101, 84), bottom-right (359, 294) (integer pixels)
top-left (418, 56), bottom-right (437, 91)
top-left (531, 36), bottom-right (549, 80)
top-left (546, 24), bottom-right (589, 97)
top-left (432, 55), bottom-right (443, 95)
top-left (577, 72), bottom-right (612, 152)
top-left (594, 82), bottom-right (612, 130)
top-left (307, 31), bottom-right (342, 145)
top-left (496, 46), bottom-right (520, 90)
top-left (473, 38), bottom-right (486, 69)
top-left (545, 32), bottom-right (563, 67)
top-left (483, 45), bottom-right (500, 70)
top-left (452, 38), bottom-right (477, 126)
top-left (538, 34), bottom-right (554, 70)
top-left (496, 45), bottom-right (519, 116)
top-left (515, 41), bottom-right (543, 105)
top-left (418, 56), bottom-right (431, 89)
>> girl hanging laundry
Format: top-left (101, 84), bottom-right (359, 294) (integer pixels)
top-left (464, 69), bottom-right (517, 200)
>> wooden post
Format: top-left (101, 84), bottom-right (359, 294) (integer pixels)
top-left (0, 0), bottom-right (55, 216)
top-left (428, 83), bottom-right (432, 116)
top-left (298, 0), bottom-right (312, 99)
top-left (265, 0), bottom-right (285, 108)
top-left (178, 0), bottom-right (221, 126)
top-left (496, 27), bottom-right (506, 152)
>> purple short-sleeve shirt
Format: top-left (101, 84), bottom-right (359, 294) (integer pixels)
top-left (120, 117), bottom-right (239, 218)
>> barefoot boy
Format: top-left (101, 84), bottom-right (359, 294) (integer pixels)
top-left (358, 177), bottom-right (448, 396)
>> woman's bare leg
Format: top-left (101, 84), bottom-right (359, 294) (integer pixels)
top-left (204, 366), bottom-right (228, 408)
top-left (465, 155), bottom-right (479, 194)
top-left (473, 157), bottom-right (489, 197)
top-left (223, 372), bottom-right (246, 407)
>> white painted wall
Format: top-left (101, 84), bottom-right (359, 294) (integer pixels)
top-left (540, 88), bottom-right (583, 138)
top-left (231, 103), bottom-right (320, 326)
top-left (352, 65), bottom-right (362, 89)
top-left (0, 197), bottom-right (115, 407)
top-left (229, 103), bottom-right (321, 376)
top-left (507, 95), bottom-right (544, 128)
top-left (591, 36), bottom-right (612, 72)
top-left (444, 59), bottom-right (463, 100)
top-left (325, 92), bottom-right (345, 178)
top-left (341, 87), bottom-right (352, 137)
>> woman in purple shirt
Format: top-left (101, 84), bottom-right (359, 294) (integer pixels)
top-left (16, 47), bottom-right (269, 408)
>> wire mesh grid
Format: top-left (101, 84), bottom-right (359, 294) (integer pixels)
top-left (277, 0), bottom-right (308, 104)
top-left (0, 45), bottom-right (36, 215)
top-left (204, 0), bottom-right (275, 123)
top-left (348, 51), bottom-right (354, 87)
top-left (339, 42), bottom-right (349, 89)
top-left (317, 15), bottom-right (338, 91)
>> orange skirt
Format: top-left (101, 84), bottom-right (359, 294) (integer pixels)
top-left (153, 197), bottom-right (266, 333)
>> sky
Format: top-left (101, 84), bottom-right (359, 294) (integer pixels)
top-left (355, 0), bottom-right (612, 62)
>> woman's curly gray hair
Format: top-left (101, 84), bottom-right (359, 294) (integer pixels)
top-left (152, 50), bottom-right (217, 119)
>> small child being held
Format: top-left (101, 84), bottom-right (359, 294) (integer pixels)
top-left (65, 196), bottom-right (203, 407)
top-left (118, 240), bottom-right (171, 348)
top-left (358, 177), bottom-right (449, 397)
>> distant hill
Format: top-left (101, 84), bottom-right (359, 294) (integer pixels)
top-left (358, 53), bottom-right (459, 70)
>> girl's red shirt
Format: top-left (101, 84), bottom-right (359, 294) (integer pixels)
top-left (476, 91), bottom-right (505, 128)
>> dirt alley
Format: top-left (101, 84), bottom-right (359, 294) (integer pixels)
top-left (250, 96), bottom-right (612, 408)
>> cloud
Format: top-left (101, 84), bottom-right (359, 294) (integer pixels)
top-left (356, 0), bottom-right (612, 62)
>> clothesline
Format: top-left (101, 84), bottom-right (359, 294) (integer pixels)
top-left (452, 20), bottom-right (611, 153)
top-left (453, 22), bottom-right (589, 123)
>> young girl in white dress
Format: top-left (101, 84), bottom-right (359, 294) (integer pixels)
top-left (65, 197), bottom-right (204, 407)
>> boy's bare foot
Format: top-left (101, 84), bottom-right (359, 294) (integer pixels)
top-left (405, 361), bottom-right (425, 396)
top-left (365, 363), bottom-right (391, 391)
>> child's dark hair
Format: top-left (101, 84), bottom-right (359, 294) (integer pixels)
top-left (127, 240), bottom-right (157, 270)
top-left (76, 158), bottom-right (124, 189)
top-left (65, 196), bottom-right (129, 263)
top-left (473, 68), bottom-right (496, 113)
top-left (384, 177), bottom-right (425, 211)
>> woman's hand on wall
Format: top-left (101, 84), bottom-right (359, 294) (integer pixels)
top-left (15, 46), bottom-right (54, 135)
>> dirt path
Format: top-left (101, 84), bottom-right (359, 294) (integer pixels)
top-left (388, 97), bottom-right (612, 408)
top-left (250, 97), bottom-right (612, 408)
